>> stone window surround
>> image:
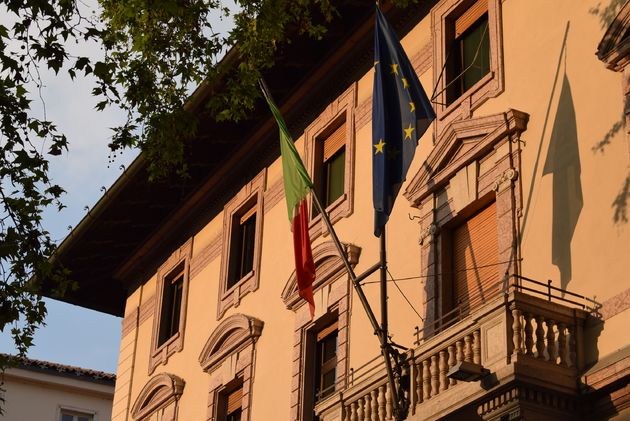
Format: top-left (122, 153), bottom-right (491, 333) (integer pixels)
top-left (217, 170), bottom-right (266, 320)
top-left (404, 109), bottom-right (528, 334)
top-left (304, 84), bottom-right (356, 240)
top-left (131, 372), bottom-right (185, 421)
top-left (198, 313), bottom-right (264, 421)
top-left (431, 0), bottom-right (505, 136)
top-left (281, 241), bottom-right (360, 421)
top-left (149, 239), bottom-right (193, 374)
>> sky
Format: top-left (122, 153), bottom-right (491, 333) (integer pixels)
top-left (0, 2), bottom-right (235, 374)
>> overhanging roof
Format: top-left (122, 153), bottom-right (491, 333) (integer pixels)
top-left (45, 2), bottom-right (432, 316)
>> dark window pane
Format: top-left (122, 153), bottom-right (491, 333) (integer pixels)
top-left (461, 15), bottom-right (490, 91)
top-left (228, 209), bottom-right (256, 288)
top-left (315, 329), bottom-right (338, 403)
top-left (78, 417), bottom-right (91, 421)
top-left (227, 408), bottom-right (242, 421)
top-left (324, 149), bottom-right (345, 207)
top-left (61, 415), bottom-right (74, 421)
top-left (158, 272), bottom-right (183, 346)
top-left (240, 213), bottom-right (256, 277)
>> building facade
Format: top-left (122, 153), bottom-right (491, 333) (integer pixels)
top-left (51, 0), bottom-right (630, 420)
top-left (0, 356), bottom-right (115, 421)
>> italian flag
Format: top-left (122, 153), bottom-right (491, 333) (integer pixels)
top-left (261, 85), bottom-right (316, 318)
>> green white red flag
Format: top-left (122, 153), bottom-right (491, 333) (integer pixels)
top-left (260, 84), bottom-right (316, 318)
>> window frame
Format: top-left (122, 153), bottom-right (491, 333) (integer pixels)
top-left (431, 0), bottom-right (504, 134)
top-left (218, 170), bottom-right (265, 320)
top-left (149, 239), bottom-right (192, 374)
top-left (304, 85), bottom-right (356, 240)
top-left (59, 408), bottom-right (95, 421)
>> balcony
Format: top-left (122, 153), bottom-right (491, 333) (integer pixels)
top-left (315, 276), bottom-right (598, 421)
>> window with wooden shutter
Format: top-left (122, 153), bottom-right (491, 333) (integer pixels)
top-left (452, 201), bottom-right (499, 312)
top-left (226, 387), bottom-right (243, 421)
top-left (314, 121), bottom-right (346, 216)
top-left (446, 0), bottom-right (490, 104)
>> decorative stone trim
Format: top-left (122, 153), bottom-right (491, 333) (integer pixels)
top-left (131, 372), bottom-right (185, 421)
top-left (419, 223), bottom-right (437, 245)
top-left (217, 170), bottom-right (266, 320)
top-left (263, 178), bottom-right (285, 214)
top-left (600, 287), bottom-right (630, 320)
top-left (190, 233), bottom-right (222, 280)
top-left (281, 241), bottom-right (361, 311)
top-left (149, 239), bottom-right (193, 374)
top-left (138, 294), bottom-right (155, 326)
top-left (200, 314), bottom-right (263, 421)
top-left (121, 307), bottom-right (139, 339)
top-left (411, 40), bottom-right (433, 77)
top-left (431, 0), bottom-right (505, 136)
top-left (492, 168), bottom-right (518, 192)
top-left (284, 241), bottom-right (358, 421)
top-left (304, 84), bottom-right (356, 240)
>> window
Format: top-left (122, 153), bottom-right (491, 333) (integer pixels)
top-left (158, 266), bottom-right (184, 346)
top-left (218, 171), bottom-right (265, 319)
top-left (60, 411), bottom-right (92, 421)
top-left (313, 122), bottom-right (346, 218)
top-left (314, 322), bottom-right (338, 403)
top-left (304, 85), bottom-right (356, 239)
top-left (442, 200), bottom-right (499, 319)
top-left (217, 383), bottom-right (243, 421)
top-left (131, 372), bottom-right (185, 421)
top-left (228, 204), bottom-right (257, 289)
top-left (431, 0), bottom-right (504, 132)
top-left (445, 3), bottom-right (490, 104)
top-left (149, 239), bottom-right (192, 373)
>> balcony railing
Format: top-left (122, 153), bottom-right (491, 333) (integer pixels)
top-left (315, 275), bottom-right (597, 421)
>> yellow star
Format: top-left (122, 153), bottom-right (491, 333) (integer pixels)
top-left (404, 124), bottom-right (415, 140)
top-left (402, 77), bottom-right (409, 88)
top-left (374, 139), bottom-right (386, 155)
top-left (374, 60), bottom-right (379, 67)
top-left (409, 101), bottom-right (416, 112)
top-left (390, 63), bottom-right (399, 75)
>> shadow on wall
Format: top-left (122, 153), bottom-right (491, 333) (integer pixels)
top-left (590, 0), bottom-right (627, 29)
top-left (542, 75), bottom-right (583, 291)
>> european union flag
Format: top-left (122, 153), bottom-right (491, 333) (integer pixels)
top-left (373, 6), bottom-right (435, 237)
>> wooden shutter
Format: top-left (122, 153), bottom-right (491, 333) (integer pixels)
top-left (452, 202), bottom-right (499, 310)
top-left (455, 0), bottom-right (488, 37)
top-left (226, 387), bottom-right (243, 414)
top-left (322, 121), bottom-right (346, 161)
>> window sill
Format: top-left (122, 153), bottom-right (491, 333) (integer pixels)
top-left (223, 270), bottom-right (255, 299)
top-left (439, 71), bottom-right (494, 120)
top-left (309, 193), bottom-right (348, 239)
top-left (149, 331), bottom-right (182, 373)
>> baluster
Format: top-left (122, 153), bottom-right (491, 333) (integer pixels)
top-left (456, 339), bottom-right (464, 365)
top-left (370, 389), bottom-right (378, 421)
top-left (511, 308), bottom-right (523, 355)
top-left (422, 359), bottom-right (430, 401)
top-left (378, 385), bottom-right (386, 421)
top-left (415, 361), bottom-right (423, 404)
top-left (535, 315), bottom-right (546, 359)
top-left (344, 404), bottom-right (352, 421)
top-left (364, 393), bottom-right (372, 421)
top-left (546, 319), bottom-right (556, 363)
top-left (524, 313), bottom-right (534, 355)
top-left (431, 354), bottom-right (439, 397)
top-left (464, 334), bottom-right (472, 362)
top-left (357, 397), bottom-right (365, 421)
top-left (557, 322), bottom-right (567, 366)
top-left (448, 345), bottom-right (456, 386)
top-left (350, 401), bottom-right (358, 421)
top-left (473, 330), bottom-right (481, 365)
top-left (567, 324), bottom-right (577, 368)
top-left (439, 350), bottom-right (448, 392)
top-left (386, 383), bottom-right (393, 420)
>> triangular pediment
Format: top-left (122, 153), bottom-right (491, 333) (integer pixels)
top-left (404, 109), bottom-right (529, 206)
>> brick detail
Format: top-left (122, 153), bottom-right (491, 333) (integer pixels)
top-left (139, 295), bottom-right (155, 326)
top-left (600, 288), bottom-right (630, 320)
top-left (190, 234), bottom-right (222, 279)
top-left (355, 97), bottom-right (371, 131)
top-left (264, 178), bottom-right (285, 214)
top-left (121, 307), bottom-right (139, 339)
top-left (411, 40), bottom-right (432, 76)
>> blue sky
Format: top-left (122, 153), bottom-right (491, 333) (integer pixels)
top-left (0, 2), bottom-right (236, 374)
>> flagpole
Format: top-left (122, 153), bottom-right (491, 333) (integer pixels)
top-left (311, 194), bottom-right (404, 420)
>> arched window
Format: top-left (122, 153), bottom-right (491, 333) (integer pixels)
top-left (131, 373), bottom-right (185, 421)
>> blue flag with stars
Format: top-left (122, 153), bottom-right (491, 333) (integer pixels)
top-left (372, 6), bottom-right (435, 237)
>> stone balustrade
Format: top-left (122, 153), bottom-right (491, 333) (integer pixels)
top-left (314, 289), bottom-right (589, 421)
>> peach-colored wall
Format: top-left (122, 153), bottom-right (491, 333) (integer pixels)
top-left (113, 1), bottom-right (630, 419)
top-left (1, 368), bottom-right (114, 421)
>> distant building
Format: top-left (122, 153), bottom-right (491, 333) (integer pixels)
top-left (48, 0), bottom-right (630, 420)
top-left (0, 355), bottom-right (115, 421)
